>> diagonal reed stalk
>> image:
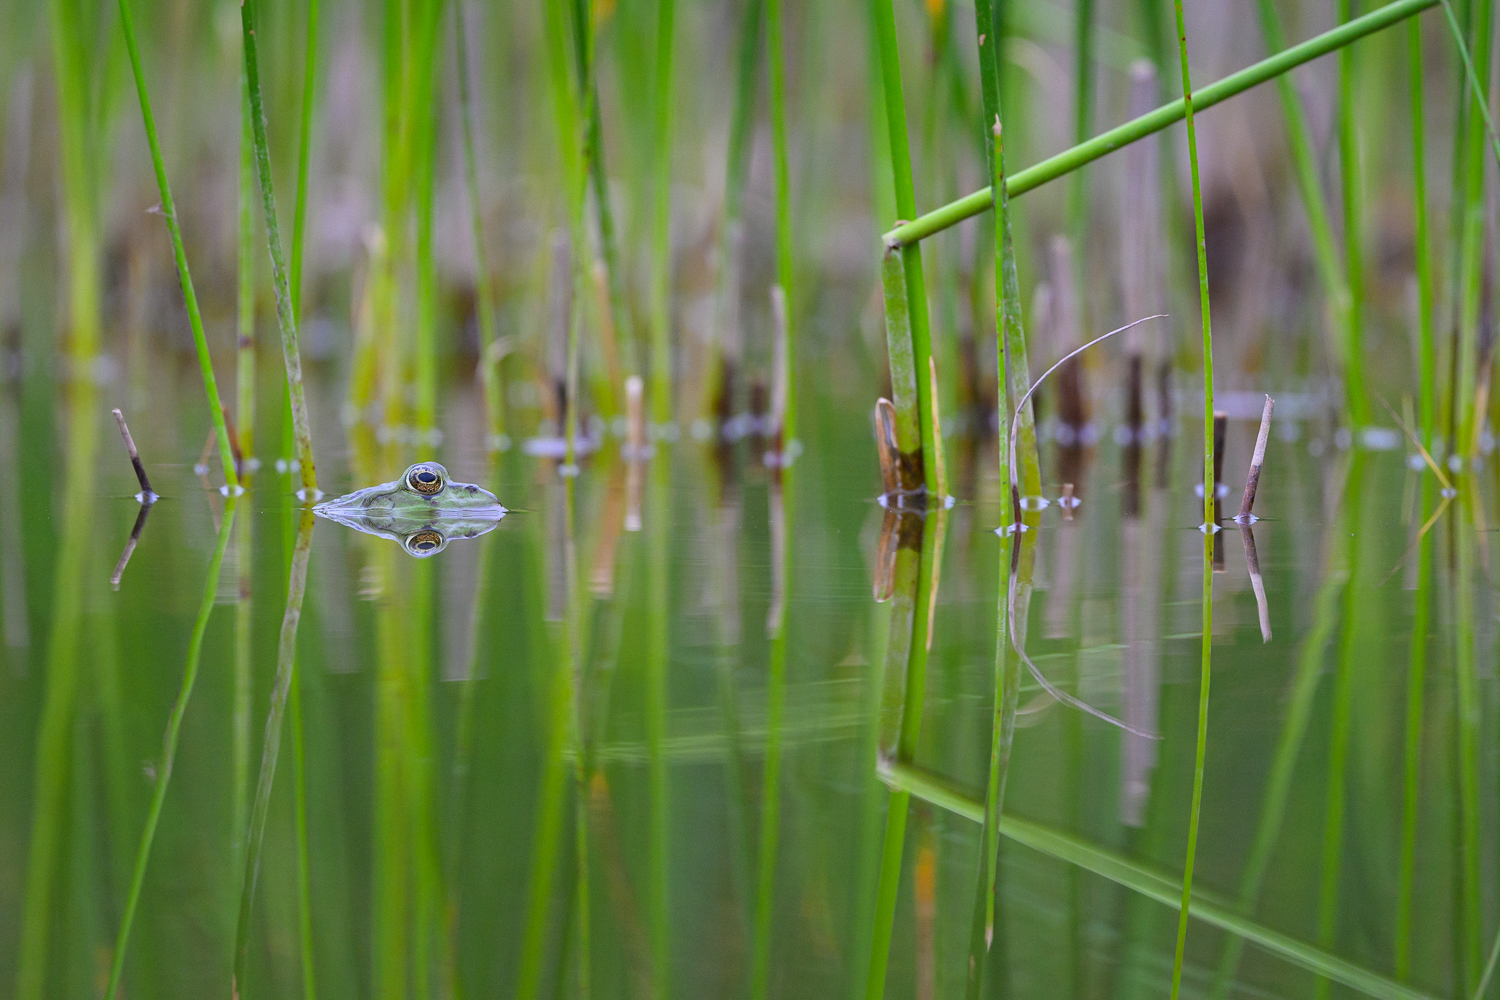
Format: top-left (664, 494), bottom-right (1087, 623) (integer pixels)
top-left (116, 0), bottom-right (238, 491)
top-left (1168, 0), bottom-right (1215, 986)
top-left (455, 1), bottom-right (505, 442)
top-left (870, 0), bottom-right (939, 495)
top-left (242, 0), bottom-right (318, 495)
top-left (881, 761), bottom-right (1439, 1000)
top-left (103, 500), bottom-right (237, 1000)
top-left (886, 0), bottom-right (1437, 248)
top-left (233, 509), bottom-right (316, 999)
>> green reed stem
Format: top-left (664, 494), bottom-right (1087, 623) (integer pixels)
top-left (649, 0), bottom-right (677, 424)
top-left (1068, 0), bottom-right (1095, 253)
top-left (1251, 0), bottom-right (1350, 360)
top-left (117, 0), bottom-right (238, 491)
top-left (1169, 0), bottom-right (1214, 985)
top-left (1440, 0), bottom-right (1494, 458)
top-left (870, 0), bottom-right (939, 495)
top-left (103, 500), bottom-right (236, 1000)
top-left (767, 0), bottom-right (796, 446)
top-left (290, 0), bottom-right (319, 321)
top-left (1411, 19), bottom-right (1436, 448)
top-left (1336, 0), bottom-right (1368, 425)
top-left (708, 0), bottom-right (764, 416)
top-left (238, 76), bottom-right (257, 462)
top-left (233, 508), bottom-right (315, 999)
top-left (881, 761), bottom-right (1438, 1000)
top-left (973, 0), bottom-right (1040, 502)
top-left (886, 0), bottom-right (1437, 248)
top-left (242, 0), bottom-right (318, 494)
top-left (454, 3), bottom-right (504, 441)
top-left (48, 0), bottom-right (101, 370)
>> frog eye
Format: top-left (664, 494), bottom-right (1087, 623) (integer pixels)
top-left (406, 529), bottom-right (445, 556)
top-left (408, 466), bottom-right (443, 494)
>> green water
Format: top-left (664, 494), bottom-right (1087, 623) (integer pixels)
top-left (0, 357), bottom-right (1479, 999)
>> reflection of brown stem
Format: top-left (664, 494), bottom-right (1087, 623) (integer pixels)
top-left (110, 500), bottom-right (153, 590)
top-left (1240, 523), bottom-right (1271, 642)
top-left (112, 408), bottom-right (154, 496)
top-left (1239, 396), bottom-right (1274, 519)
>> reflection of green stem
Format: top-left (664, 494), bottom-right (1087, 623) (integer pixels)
top-left (232, 494), bottom-right (255, 873)
top-left (751, 472), bottom-right (792, 999)
top-left (15, 383), bottom-right (97, 1000)
top-left (865, 510), bottom-right (944, 1000)
top-left (117, 0), bottom-right (238, 489)
top-left (1395, 473), bottom-right (1433, 978)
top-left (965, 530), bottom-right (1031, 998)
top-left (233, 509), bottom-right (316, 998)
top-left (1455, 485), bottom-right (1482, 992)
top-left (105, 501), bottom-right (238, 1000)
top-left (881, 762), bottom-right (1437, 1000)
top-left (290, 655), bottom-right (318, 1000)
top-left (1209, 478), bottom-right (1348, 998)
top-left (1314, 455), bottom-right (1366, 1000)
top-left (648, 457), bottom-right (672, 998)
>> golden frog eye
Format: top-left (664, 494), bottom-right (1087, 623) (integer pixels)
top-left (407, 530), bottom-right (444, 555)
top-left (408, 466), bottom-right (443, 494)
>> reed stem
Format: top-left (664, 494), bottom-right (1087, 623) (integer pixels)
top-left (117, 0), bottom-right (238, 491)
top-left (650, 0), bottom-right (677, 424)
top-left (242, 0), bottom-right (319, 495)
top-left (455, 1), bottom-right (504, 441)
top-left (238, 74), bottom-right (257, 464)
top-left (767, 0), bottom-right (795, 448)
top-left (290, 0), bottom-right (319, 321)
top-left (1336, 0), bottom-right (1368, 425)
top-left (870, 0), bottom-right (939, 495)
top-left (1169, 0), bottom-right (1215, 985)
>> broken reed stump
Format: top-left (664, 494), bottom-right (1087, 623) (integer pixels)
top-left (1238, 395), bottom-right (1275, 520)
top-left (875, 399), bottom-right (901, 496)
top-left (112, 408), bottom-right (155, 498)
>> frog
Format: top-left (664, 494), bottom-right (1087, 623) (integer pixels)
top-left (313, 462), bottom-right (507, 556)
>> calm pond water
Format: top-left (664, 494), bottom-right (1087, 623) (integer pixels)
top-left (0, 348), bottom-right (1482, 1000)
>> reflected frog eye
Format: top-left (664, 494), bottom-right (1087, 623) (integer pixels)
top-left (408, 466), bottom-right (443, 494)
top-left (406, 529), bottom-right (445, 555)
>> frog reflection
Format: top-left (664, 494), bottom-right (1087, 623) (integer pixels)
top-left (314, 462), bottom-right (506, 557)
